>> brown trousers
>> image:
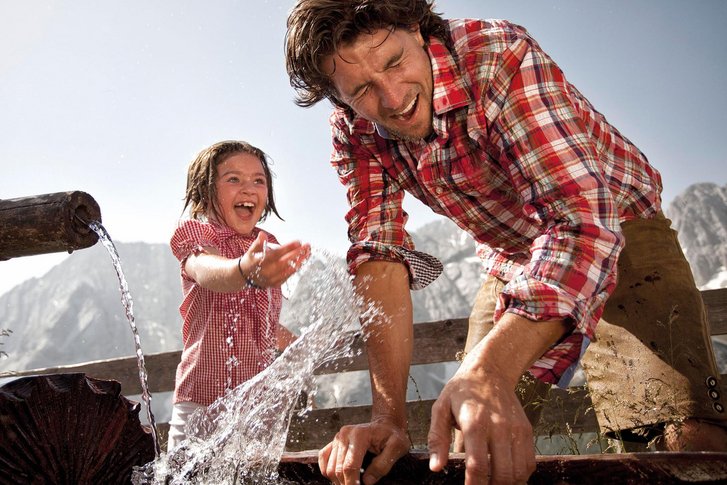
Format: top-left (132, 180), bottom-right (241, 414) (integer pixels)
top-left (463, 214), bottom-right (725, 442)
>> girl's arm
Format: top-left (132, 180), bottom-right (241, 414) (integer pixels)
top-left (185, 232), bottom-right (310, 292)
top-left (184, 249), bottom-right (246, 292)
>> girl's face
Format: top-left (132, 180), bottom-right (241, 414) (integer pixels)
top-left (214, 152), bottom-right (268, 235)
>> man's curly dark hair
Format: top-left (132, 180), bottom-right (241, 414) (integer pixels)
top-left (285, 0), bottom-right (447, 109)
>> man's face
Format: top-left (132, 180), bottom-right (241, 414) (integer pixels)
top-left (322, 27), bottom-right (434, 141)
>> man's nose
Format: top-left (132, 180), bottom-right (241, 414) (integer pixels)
top-left (377, 83), bottom-right (404, 111)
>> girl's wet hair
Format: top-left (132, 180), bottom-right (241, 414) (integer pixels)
top-left (183, 140), bottom-right (282, 223)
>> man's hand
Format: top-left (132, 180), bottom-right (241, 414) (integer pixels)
top-left (318, 261), bottom-right (413, 484)
top-left (428, 313), bottom-right (566, 484)
top-left (318, 419), bottom-right (409, 485)
top-left (428, 361), bottom-right (536, 484)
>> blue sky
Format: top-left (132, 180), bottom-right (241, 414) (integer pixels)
top-left (1, 0), bottom-right (726, 296)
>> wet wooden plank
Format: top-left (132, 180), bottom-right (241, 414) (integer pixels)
top-left (4, 287), bottom-right (723, 395)
top-left (285, 387), bottom-right (598, 452)
top-left (2, 287), bottom-right (725, 448)
top-left (315, 318), bottom-right (469, 374)
top-left (279, 450), bottom-right (727, 484)
top-left (704, 288), bottom-right (727, 335)
top-left (0, 350), bottom-right (182, 396)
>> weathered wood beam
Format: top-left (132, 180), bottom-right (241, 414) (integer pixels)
top-left (2, 286), bottom-right (725, 396)
top-left (0, 191), bottom-right (101, 260)
top-left (285, 387), bottom-right (599, 451)
top-left (315, 318), bottom-right (469, 374)
top-left (0, 351), bottom-right (181, 396)
top-left (704, 287), bottom-right (727, 335)
top-left (278, 450), bottom-right (727, 484)
top-left (2, 287), bottom-right (725, 450)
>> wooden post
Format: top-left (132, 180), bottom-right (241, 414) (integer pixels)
top-left (0, 191), bottom-right (101, 260)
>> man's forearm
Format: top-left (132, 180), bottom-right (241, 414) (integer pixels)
top-left (355, 261), bottom-right (413, 429)
top-left (466, 312), bottom-right (568, 387)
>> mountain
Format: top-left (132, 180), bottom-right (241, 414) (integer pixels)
top-left (666, 182), bottom-right (727, 289)
top-left (409, 219), bottom-right (481, 322)
top-left (0, 242), bottom-right (183, 372)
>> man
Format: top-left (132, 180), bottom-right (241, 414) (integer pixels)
top-left (284, 1), bottom-right (727, 484)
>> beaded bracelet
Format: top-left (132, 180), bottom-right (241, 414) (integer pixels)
top-left (237, 256), bottom-right (262, 289)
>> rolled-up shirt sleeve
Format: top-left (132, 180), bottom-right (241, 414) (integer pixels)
top-left (484, 37), bottom-right (624, 384)
top-left (331, 113), bottom-right (443, 290)
top-left (170, 219), bottom-right (221, 282)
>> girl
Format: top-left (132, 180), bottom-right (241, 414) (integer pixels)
top-left (167, 140), bottom-right (310, 450)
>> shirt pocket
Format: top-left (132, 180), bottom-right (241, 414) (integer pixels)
top-left (445, 154), bottom-right (488, 196)
top-left (433, 143), bottom-right (501, 199)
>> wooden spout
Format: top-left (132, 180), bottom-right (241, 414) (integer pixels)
top-left (0, 191), bottom-right (102, 260)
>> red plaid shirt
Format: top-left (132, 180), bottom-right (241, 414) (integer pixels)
top-left (329, 19), bottom-right (662, 385)
top-left (170, 219), bottom-right (283, 406)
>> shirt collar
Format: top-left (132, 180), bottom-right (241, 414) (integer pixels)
top-left (337, 107), bottom-right (376, 137)
top-left (207, 218), bottom-right (259, 241)
top-left (427, 36), bottom-right (472, 115)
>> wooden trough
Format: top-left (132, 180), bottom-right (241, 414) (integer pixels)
top-left (278, 450), bottom-right (727, 484)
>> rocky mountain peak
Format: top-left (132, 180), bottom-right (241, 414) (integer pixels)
top-left (666, 182), bottom-right (727, 287)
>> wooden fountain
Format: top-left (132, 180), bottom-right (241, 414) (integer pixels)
top-left (0, 192), bottom-right (155, 483)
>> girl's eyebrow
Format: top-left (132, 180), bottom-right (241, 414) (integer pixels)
top-left (218, 169), bottom-right (267, 179)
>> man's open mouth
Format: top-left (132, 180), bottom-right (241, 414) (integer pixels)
top-left (392, 95), bottom-right (418, 121)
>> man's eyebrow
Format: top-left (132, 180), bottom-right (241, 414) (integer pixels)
top-left (346, 81), bottom-right (368, 99)
top-left (384, 48), bottom-right (404, 69)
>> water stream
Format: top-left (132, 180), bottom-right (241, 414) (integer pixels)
top-left (89, 221), bottom-right (161, 457)
top-left (131, 247), bottom-right (376, 484)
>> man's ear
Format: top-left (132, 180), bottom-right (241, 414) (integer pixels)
top-left (410, 23), bottom-right (425, 46)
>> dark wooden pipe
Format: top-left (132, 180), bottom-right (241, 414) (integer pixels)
top-left (0, 191), bottom-right (102, 260)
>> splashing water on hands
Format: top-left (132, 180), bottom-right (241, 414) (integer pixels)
top-left (133, 247), bottom-right (379, 484)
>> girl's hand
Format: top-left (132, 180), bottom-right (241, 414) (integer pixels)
top-left (239, 232), bottom-right (311, 288)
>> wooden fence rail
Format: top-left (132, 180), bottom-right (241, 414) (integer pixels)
top-left (3, 288), bottom-right (726, 451)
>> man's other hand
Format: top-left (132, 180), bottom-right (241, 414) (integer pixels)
top-left (318, 420), bottom-right (409, 485)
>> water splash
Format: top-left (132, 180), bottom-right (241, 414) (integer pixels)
top-left (89, 221), bottom-right (161, 457)
top-left (134, 247), bottom-right (376, 484)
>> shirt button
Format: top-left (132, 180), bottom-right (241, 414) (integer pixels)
top-left (435, 187), bottom-right (443, 195)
